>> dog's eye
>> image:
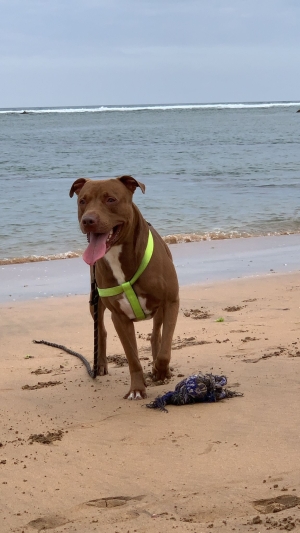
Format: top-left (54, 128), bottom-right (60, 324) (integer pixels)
top-left (106, 197), bottom-right (116, 204)
top-left (79, 199), bottom-right (85, 205)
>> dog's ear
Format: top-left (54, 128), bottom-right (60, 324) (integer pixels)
top-left (117, 175), bottom-right (145, 194)
top-left (69, 178), bottom-right (89, 198)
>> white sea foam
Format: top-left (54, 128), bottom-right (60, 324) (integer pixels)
top-left (2, 230), bottom-right (299, 265)
top-left (1, 102), bottom-right (300, 115)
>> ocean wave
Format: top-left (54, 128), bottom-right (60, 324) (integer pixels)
top-left (1, 229), bottom-right (299, 265)
top-left (162, 229), bottom-right (297, 244)
top-left (0, 251), bottom-right (81, 266)
top-left (1, 102), bottom-right (300, 115)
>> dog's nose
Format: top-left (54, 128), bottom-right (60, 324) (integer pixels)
top-left (82, 214), bottom-right (97, 227)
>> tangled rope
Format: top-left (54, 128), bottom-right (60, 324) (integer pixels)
top-left (146, 372), bottom-right (243, 412)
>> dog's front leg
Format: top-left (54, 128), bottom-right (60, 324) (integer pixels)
top-left (111, 311), bottom-right (146, 399)
top-left (97, 298), bottom-right (108, 375)
top-left (151, 306), bottom-right (163, 364)
top-left (153, 298), bottom-right (179, 381)
top-left (90, 296), bottom-right (108, 376)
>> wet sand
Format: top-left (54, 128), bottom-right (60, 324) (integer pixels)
top-left (1, 238), bottom-right (300, 532)
top-left (1, 233), bottom-right (300, 303)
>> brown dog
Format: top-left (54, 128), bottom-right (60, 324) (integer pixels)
top-left (69, 175), bottom-right (179, 399)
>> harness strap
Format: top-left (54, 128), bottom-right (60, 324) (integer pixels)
top-left (97, 229), bottom-right (154, 320)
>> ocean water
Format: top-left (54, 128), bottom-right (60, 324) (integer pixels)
top-left (1, 102), bottom-right (300, 264)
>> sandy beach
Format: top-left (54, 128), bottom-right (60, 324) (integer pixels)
top-left (1, 241), bottom-right (300, 532)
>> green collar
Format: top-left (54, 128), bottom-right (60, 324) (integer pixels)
top-left (97, 229), bottom-right (154, 320)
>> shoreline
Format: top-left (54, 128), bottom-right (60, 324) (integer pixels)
top-left (2, 229), bottom-right (300, 266)
top-left (1, 233), bottom-right (300, 304)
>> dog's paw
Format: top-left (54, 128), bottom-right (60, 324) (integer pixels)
top-left (97, 365), bottom-right (108, 376)
top-left (152, 364), bottom-right (171, 382)
top-left (124, 389), bottom-right (147, 400)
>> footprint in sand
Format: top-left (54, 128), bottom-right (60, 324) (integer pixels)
top-left (27, 495), bottom-right (145, 531)
top-left (86, 495), bottom-right (144, 508)
top-left (253, 494), bottom-right (300, 514)
top-left (28, 515), bottom-right (70, 530)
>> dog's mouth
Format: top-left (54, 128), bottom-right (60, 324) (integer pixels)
top-left (83, 225), bottom-right (123, 266)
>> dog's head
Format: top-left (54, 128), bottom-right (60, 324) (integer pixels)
top-left (69, 176), bottom-right (145, 265)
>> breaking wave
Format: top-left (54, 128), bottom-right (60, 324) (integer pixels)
top-left (0, 251), bottom-right (81, 266)
top-left (1, 101), bottom-right (300, 115)
top-left (2, 229), bottom-right (299, 266)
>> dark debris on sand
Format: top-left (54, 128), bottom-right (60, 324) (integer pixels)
top-left (29, 430), bottom-right (64, 445)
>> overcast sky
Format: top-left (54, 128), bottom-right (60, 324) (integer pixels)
top-left (1, 0), bottom-right (300, 108)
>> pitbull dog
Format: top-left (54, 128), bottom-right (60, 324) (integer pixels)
top-left (70, 175), bottom-right (179, 399)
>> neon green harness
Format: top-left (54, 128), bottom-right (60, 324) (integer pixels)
top-left (97, 229), bottom-right (154, 321)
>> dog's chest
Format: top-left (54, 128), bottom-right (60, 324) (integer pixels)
top-left (104, 245), bottom-right (151, 320)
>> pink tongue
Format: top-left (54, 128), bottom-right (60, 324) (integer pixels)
top-left (82, 232), bottom-right (109, 265)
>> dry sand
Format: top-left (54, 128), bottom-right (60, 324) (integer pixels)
top-left (1, 272), bottom-right (300, 532)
